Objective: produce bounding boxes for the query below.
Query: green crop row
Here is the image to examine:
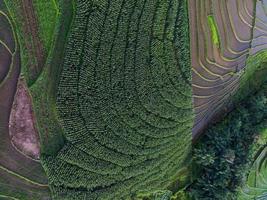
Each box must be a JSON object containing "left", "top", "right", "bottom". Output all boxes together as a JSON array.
[
  {"left": 30, "top": 0, "right": 74, "bottom": 156},
  {"left": 207, "top": 15, "right": 220, "bottom": 47},
  {"left": 41, "top": 0, "right": 193, "bottom": 199}
]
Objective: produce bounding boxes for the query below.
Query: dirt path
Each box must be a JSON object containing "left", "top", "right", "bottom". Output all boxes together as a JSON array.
[{"left": 20, "top": 0, "right": 45, "bottom": 81}]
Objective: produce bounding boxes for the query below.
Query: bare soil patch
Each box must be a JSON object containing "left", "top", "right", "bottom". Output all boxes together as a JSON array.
[
  {"left": 9, "top": 78, "right": 41, "bottom": 160},
  {"left": 0, "top": 50, "right": 47, "bottom": 184}
]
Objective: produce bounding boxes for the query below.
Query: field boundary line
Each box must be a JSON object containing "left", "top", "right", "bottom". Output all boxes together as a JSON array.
[
  {"left": 0, "top": 165, "right": 48, "bottom": 187},
  {"left": 0, "top": 10, "right": 18, "bottom": 52},
  {"left": 0, "top": 194, "right": 20, "bottom": 200},
  {"left": 0, "top": 39, "right": 12, "bottom": 55}
]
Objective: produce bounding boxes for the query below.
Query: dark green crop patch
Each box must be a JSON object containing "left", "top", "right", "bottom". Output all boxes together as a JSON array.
[{"left": 41, "top": 0, "right": 194, "bottom": 199}]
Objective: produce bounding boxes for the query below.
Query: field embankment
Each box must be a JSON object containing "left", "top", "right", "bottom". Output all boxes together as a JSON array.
[{"left": 0, "top": 1, "right": 51, "bottom": 199}]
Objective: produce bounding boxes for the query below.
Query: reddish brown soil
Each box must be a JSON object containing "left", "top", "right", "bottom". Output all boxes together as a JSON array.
[{"left": 9, "top": 78, "right": 40, "bottom": 160}]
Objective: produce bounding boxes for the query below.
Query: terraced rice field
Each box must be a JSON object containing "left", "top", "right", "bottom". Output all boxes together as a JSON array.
[
  {"left": 190, "top": 0, "right": 267, "bottom": 137},
  {"left": 251, "top": 0, "right": 267, "bottom": 55},
  {"left": 189, "top": 0, "right": 254, "bottom": 137},
  {"left": 0, "top": 1, "right": 51, "bottom": 199}
]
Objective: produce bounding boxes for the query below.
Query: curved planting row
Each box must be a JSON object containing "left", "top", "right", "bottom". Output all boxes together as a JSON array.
[
  {"left": 189, "top": 0, "right": 258, "bottom": 137},
  {"left": 42, "top": 0, "right": 194, "bottom": 199},
  {"left": 238, "top": 147, "right": 267, "bottom": 199},
  {"left": 0, "top": 1, "right": 50, "bottom": 199},
  {"left": 0, "top": 9, "right": 14, "bottom": 84},
  {"left": 250, "top": 0, "right": 267, "bottom": 55}
]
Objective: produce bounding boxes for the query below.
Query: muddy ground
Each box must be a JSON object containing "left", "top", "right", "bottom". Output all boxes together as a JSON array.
[{"left": 0, "top": 43, "right": 11, "bottom": 83}]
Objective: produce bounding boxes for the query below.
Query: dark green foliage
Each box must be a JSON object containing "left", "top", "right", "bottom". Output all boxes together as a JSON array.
[
  {"left": 30, "top": 0, "right": 74, "bottom": 155},
  {"left": 41, "top": 0, "right": 193, "bottom": 199},
  {"left": 190, "top": 88, "right": 267, "bottom": 200}
]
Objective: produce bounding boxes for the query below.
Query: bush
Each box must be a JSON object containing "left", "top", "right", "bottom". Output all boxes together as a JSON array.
[{"left": 190, "top": 89, "right": 267, "bottom": 200}]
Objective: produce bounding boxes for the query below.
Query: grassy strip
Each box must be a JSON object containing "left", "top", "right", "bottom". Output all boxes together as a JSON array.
[
  {"left": 0, "top": 169, "right": 50, "bottom": 200},
  {"left": 0, "top": 9, "right": 17, "bottom": 87},
  {"left": 32, "top": 0, "right": 58, "bottom": 54},
  {"left": 30, "top": 0, "right": 74, "bottom": 155},
  {"left": 0, "top": 2, "right": 52, "bottom": 199},
  {"left": 207, "top": 15, "right": 220, "bottom": 47},
  {"left": 3, "top": 0, "right": 37, "bottom": 84},
  {"left": 3, "top": 0, "right": 58, "bottom": 85}
]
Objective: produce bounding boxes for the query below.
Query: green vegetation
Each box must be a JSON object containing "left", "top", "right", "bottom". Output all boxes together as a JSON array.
[
  {"left": 190, "top": 88, "right": 267, "bottom": 199},
  {"left": 41, "top": 0, "right": 194, "bottom": 199},
  {"left": 207, "top": 15, "right": 220, "bottom": 47},
  {"left": 0, "top": 166, "right": 50, "bottom": 200},
  {"left": 4, "top": 0, "right": 38, "bottom": 84},
  {"left": 136, "top": 190, "right": 173, "bottom": 200},
  {"left": 3, "top": 0, "right": 59, "bottom": 85},
  {"left": 238, "top": 146, "right": 267, "bottom": 199},
  {"left": 30, "top": 0, "right": 74, "bottom": 155},
  {"left": 1, "top": 0, "right": 267, "bottom": 199},
  {"left": 236, "top": 122, "right": 267, "bottom": 199},
  {"left": 234, "top": 51, "right": 267, "bottom": 103},
  {"left": 32, "top": 0, "right": 59, "bottom": 54}
]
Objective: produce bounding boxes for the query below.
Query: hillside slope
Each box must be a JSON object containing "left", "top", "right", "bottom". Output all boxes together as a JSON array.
[{"left": 41, "top": 0, "right": 194, "bottom": 199}]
